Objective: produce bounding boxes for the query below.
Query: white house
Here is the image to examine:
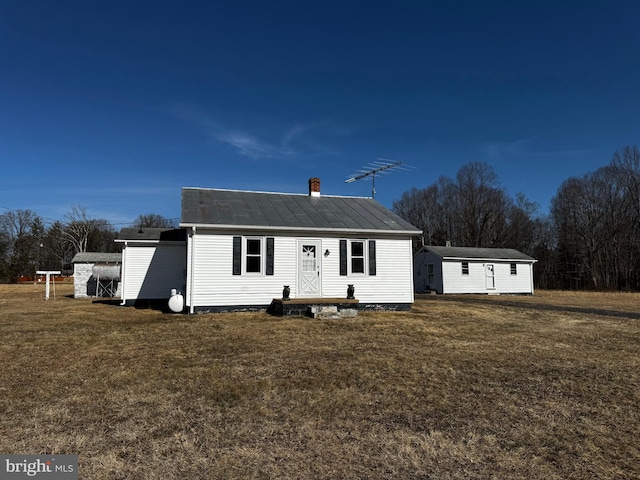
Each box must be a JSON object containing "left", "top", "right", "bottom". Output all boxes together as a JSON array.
[
  {"left": 414, "top": 245, "right": 537, "bottom": 295},
  {"left": 71, "top": 252, "right": 122, "bottom": 298},
  {"left": 118, "top": 178, "right": 421, "bottom": 313},
  {"left": 115, "top": 228, "right": 187, "bottom": 306},
  {"left": 181, "top": 178, "right": 422, "bottom": 313}
]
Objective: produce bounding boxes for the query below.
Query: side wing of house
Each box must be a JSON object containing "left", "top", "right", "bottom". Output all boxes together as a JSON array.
[
  {"left": 121, "top": 242, "right": 186, "bottom": 304},
  {"left": 186, "top": 231, "right": 415, "bottom": 312}
]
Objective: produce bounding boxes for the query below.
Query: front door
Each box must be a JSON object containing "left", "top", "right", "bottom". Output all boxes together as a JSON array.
[
  {"left": 485, "top": 264, "right": 495, "bottom": 289},
  {"left": 298, "top": 240, "right": 321, "bottom": 297}
]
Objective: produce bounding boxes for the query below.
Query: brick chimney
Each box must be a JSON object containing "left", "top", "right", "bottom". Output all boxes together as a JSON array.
[{"left": 309, "top": 177, "right": 321, "bottom": 197}]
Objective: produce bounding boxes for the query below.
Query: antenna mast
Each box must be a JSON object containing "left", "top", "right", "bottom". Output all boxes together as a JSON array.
[{"left": 345, "top": 159, "right": 406, "bottom": 198}]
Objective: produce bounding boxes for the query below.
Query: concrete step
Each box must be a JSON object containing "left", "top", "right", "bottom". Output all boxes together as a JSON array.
[
  {"left": 308, "top": 305, "right": 358, "bottom": 319},
  {"left": 309, "top": 305, "right": 338, "bottom": 319}
]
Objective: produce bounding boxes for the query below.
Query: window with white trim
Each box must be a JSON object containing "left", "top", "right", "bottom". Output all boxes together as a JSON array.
[
  {"left": 510, "top": 263, "right": 517, "bottom": 275},
  {"left": 232, "top": 236, "right": 275, "bottom": 276},
  {"left": 339, "top": 239, "right": 376, "bottom": 276}
]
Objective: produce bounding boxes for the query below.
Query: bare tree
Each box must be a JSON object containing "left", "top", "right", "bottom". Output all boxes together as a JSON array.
[
  {"left": 62, "top": 205, "right": 96, "bottom": 254},
  {"left": 394, "top": 162, "right": 534, "bottom": 251},
  {"left": 62, "top": 205, "right": 116, "bottom": 257},
  {"left": 132, "top": 213, "right": 177, "bottom": 229},
  {"left": 44, "top": 221, "right": 74, "bottom": 271}
]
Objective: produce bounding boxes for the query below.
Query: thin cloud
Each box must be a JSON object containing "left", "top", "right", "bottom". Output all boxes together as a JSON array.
[
  {"left": 217, "top": 132, "right": 283, "bottom": 159},
  {"left": 167, "top": 103, "right": 329, "bottom": 160}
]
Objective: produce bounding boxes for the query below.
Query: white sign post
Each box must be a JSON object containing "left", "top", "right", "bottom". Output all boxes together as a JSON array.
[{"left": 36, "top": 271, "right": 61, "bottom": 300}]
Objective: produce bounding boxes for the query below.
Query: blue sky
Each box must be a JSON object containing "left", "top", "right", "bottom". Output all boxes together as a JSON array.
[{"left": 1, "top": 1, "right": 638, "bottom": 227}]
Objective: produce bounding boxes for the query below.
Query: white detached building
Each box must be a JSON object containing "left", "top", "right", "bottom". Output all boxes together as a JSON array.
[
  {"left": 118, "top": 178, "right": 422, "bottom": 313},
  {"left": 414, "top": 245, "right": 537, "bottom": 295}
]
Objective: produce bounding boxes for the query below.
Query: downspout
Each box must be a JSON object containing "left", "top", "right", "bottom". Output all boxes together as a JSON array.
[
  {"left": 188, "top": 226, "right": 196, "bottom": 314},
  {"left": 120, "top": 240, "right": 127, "bottom": 305}
]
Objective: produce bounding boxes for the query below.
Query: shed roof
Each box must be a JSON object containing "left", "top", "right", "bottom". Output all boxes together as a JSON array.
[
  {"left": 180, "top": 187, "right": 421, "bottom": 235},
  {"left": 71, "top": 252, "right": 122, "bottom": 264},
  {"left": 422, "top": 246, "right": 536, "bottom": 262},
  {"left": 116, "top": 228, "right": 187, "bottom": 242}
]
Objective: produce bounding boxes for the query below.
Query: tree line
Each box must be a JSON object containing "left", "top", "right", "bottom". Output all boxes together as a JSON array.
[
  {"left": 392, "top": 145, "right": 640, "bottom": 291},
  {"left": 4, "top": 146, "right": 640, "bottom": 290},
  {"left": 0, "top": 207, "right": 176, "bottom": 283}
]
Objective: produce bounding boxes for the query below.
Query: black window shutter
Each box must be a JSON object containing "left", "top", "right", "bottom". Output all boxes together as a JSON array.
[
  {"left": 232, "top": 236, "right": 242, "bottom": 275},
  {"left": 339, "top": 239, "right": 347, "bottom": 276},
  {"left": 266, "top": 237, "right": 274, "bottom": 275},
  {"left": 368, "top": 240, "right": 377, "bottom": 276}
]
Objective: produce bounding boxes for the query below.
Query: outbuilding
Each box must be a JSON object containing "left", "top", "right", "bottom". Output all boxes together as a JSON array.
[
  {"left": 71, "top": 252, "right": 122, "bottom": 298},
  {"left": 414, "top": 245, "right": 537, "bottom": 295},
  {"left": 181, "top": 178, "right": 421, "bottom": 312}
]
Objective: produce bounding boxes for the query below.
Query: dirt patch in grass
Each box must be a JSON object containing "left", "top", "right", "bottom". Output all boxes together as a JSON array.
[{"left": 1, "top": 285, "right": 639, "bottom": 479}]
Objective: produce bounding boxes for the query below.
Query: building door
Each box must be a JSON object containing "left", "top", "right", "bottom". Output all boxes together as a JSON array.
[
  {"left": 298, "top": 240, "right": 322, "bottom": 297},
  {"left": 485, "top": 264, "right": 495, "bottom": 289}
]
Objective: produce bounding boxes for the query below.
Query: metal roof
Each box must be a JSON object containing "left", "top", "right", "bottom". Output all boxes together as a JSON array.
[
  {"left": 71, "top": 252, "right": 122, "bottom": 263},
  {"left": 180, "top": 188, "right": 421, "bottom": 234},
  {"left": 422, "top": 245, "right": 536, "bottom": 262},
  {"left": 116, "top": 228, "right": 187, "bottom": 242}
]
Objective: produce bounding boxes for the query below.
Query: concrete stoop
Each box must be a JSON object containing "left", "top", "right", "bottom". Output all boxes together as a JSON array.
[{"left": 268, "top": 297, "right": 360, "bottom": 317}]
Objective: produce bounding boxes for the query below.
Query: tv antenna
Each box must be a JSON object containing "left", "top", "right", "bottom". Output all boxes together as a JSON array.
[{"left": 345, "top": 158, "right": 409, "bottom": 198}]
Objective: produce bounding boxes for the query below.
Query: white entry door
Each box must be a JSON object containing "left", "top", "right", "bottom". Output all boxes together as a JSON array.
[
  {"left": 485, "top": 264, "right": 495, "bottom": 289},
  {"left": 298, "top": 240, "right": 321, "bottom": 297}
]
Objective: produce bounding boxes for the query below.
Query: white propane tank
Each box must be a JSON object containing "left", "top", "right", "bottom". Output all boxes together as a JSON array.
[{"left": 168, "top": 289, "right": 184, "bottom": 313}]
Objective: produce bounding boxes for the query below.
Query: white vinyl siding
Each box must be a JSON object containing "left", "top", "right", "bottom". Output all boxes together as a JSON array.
[
  {"left": 122, "top": 244, "right": 186, "bottom": 300},
  {"left": 414, "top": 249, "right": 535, "bottom": 295},
  {"left": 187, "top": 233, "right": 415, "bottom": 308},
  {"left": 442, "top": 260, "right": 533, "bottom": 294},
  {"left": 321, "top": 237, "right": 414, "bottom": 304},
  {"left": 188, "top": 233, "right": 296, "bottom": 308}
]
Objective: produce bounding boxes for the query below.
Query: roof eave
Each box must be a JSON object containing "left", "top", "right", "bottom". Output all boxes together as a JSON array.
[
  {"left": 114, "top": 239, "right": 186, "bottom": 244},
  {"left": 180, "top": 222, "right": 422, "bottom": 236},
  {"left": 441, "top": 256, "right": 537, "bottom": 263}
]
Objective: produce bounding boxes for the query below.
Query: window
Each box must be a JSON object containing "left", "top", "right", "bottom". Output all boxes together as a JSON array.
[
  {"left": 510, "top": 263, "right": 517, "bottom": 275},
  {"left": 339, "top": 239, "right": 376, "bottom": 276},
  {"left": 427, "top": 263, "right": 434, "bottom": 287},
  {"left": 246, "top": 238, "right": 262, "bottom": 273},
  {"left": 232, "top": 236, "right": 275, "bottom": 275},
  {"left": 461, "top": 262, "right": 469, "bottom": 275},
  {"left": 351, "top": 240, "right": 365, "bottom": 274}
]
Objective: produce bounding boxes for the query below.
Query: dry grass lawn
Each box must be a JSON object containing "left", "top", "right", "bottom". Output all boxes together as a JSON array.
[{"left": 1, "top": 285, "right": 639, "bottom": 479}]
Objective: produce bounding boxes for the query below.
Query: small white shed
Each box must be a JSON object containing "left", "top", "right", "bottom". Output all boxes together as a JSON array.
[
  {"left": 414, "top": 245, "right": 537, "bottom": 295},
  {"left": 71, "top": 252, "right": 122, "bottom": 298}
]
